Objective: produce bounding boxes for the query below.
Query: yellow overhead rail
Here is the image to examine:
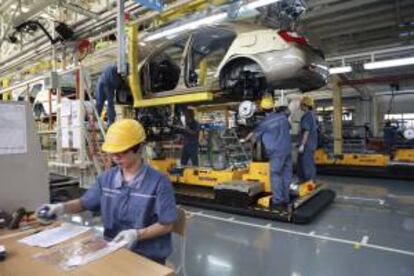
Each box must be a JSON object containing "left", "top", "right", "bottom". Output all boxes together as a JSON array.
[
  {"left": 133, "top": 92, "right": 214, "bottom": 108},
  {"left": 1, "top": 79, "right": 11, "bottom": 101},
  {"left": 127, "top": 23, "right": 143, "bottom": 105}
]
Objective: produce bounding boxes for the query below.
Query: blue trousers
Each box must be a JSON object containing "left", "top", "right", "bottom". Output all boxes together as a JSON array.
[
  {"left": 269, "top": 153, "right": 292, "bottom": 204},
  {"left": 297, "top": 149, "right": 316, "bottom": 182},
  {"left": 96, "top": 80, "right": 116, "bottom": 126},
  {"left": 181, "top": 144, "right": 199, "bottom": 166}
]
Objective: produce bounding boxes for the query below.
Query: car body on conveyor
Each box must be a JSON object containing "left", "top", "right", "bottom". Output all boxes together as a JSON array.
[{"left": 117, "top": 22, "right": 328, "bottom": 103}]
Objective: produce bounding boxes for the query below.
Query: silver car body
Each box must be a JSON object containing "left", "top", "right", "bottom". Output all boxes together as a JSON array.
[{"left": 138, "top": 22, "right": 328, "bottom": 99}]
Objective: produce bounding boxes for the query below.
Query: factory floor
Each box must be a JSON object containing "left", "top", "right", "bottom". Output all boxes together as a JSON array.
[{"left": 168, "top": 175, "right": 414, "bottom": 276}]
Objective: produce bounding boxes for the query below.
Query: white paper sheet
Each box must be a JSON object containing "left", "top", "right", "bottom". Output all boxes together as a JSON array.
[
  {"left": 72, "top": 126, "right": 82, "bottom": 149},
  {"left": 61, "top": 100, "right": 72, "bottom": 117},
  {"left": 61, "top": 116, "right": 70, "bottom": 128},
  {"left": 62, "top": 127, "right": 71, "bottom": 148},
  {"left": 0, "top": 104, "right": 27, "bottom": 155},
  {"left": 19, "top": 223, "right": 90, "bottom": 248},
  {"left": 71, "top": 101, "right": 81, "bottom": 127}
]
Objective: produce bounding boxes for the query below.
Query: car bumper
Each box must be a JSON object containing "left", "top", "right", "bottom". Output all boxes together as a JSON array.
[{"left": 252, "top": 45, "right": 329, "bottom": 92}]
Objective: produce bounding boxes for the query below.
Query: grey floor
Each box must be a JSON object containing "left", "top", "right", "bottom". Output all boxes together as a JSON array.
[{"left": 168, "top": 175, "right": 414, "bottom": 276}]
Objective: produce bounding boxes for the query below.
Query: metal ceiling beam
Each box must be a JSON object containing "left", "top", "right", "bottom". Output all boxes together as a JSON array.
[
  {"left": 305, "top": 0, "right": 384, "bottom": 19},
  {"left": 317, "top": 21, "right": 398, "bottom": 40},
  {"left": 311, "top": 12, "right": 396, "bottom": 37},
  {"left": 340, "top": 73, "right": 414, "bottom": 86},
  {"left": 58, "top": 1, "right": 100, "bottom": 20},
  {"left": 12, "top": 0, "right": 56, "bottom": 27},
  {"left": 0, "top": 0, "right": 17, "bottom": 14},
  {"left": 304, "top": 4, "right": 392, "bottom": 28}
]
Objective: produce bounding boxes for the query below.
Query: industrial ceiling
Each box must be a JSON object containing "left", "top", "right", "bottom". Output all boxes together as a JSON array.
[{"left": 0, "top": 0, "right": 413, "bottom": 96}]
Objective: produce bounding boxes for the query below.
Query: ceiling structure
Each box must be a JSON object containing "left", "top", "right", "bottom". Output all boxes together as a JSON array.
[
  {"left": 0, "top": 0, "right": 413, "bottom": 97},
  {"left": 302, "top": 0, "right": 414, "bottom": 57}
]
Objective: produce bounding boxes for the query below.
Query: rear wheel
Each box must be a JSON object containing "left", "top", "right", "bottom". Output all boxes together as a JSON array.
[{"left": 220, "top": 58, "right": 267, "bottom": 101}]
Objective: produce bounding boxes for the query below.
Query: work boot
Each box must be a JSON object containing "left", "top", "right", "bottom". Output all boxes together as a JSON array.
[{"left": 270, "top": 202, "right": 286, "bottom": 212}]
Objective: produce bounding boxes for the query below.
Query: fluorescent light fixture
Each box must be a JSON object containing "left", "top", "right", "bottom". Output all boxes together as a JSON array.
[
  {"left": 329, "top": 66, "right": 352, "bottom": 74},
  {"left": 144, "top": 12, "right": 227, "bottom": 42},
  {"left": 242, "top": 0, "right": 281, "bottom": 10},
  {"left": 364, "top": 57, "right": 414, "bottom": 70}
]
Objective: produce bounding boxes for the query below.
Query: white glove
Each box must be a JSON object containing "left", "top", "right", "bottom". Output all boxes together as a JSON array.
[
  {"left": 36, "top": 203, "right": 65, "bottom": 218},
  {"left": 298, "top": 144, "right": 305, "bottom": 153},
  {"left": 239, "top": 138, "right": 246, "bottom": 143},
  {"left": 113, "top": 229, "right": 138, "bottom": 249}
]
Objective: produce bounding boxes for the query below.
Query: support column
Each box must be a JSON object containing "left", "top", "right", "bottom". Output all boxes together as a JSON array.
[
  {"left": 332, "top": 76, "right": 343, "bottom": 156},
  {"left": 117, "top": 0, "right": 127, "bottom": 76}
]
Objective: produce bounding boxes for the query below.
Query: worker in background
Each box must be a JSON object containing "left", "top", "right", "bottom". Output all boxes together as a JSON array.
[
  {"left": 180, "top": 109, "right": 200, "bottom": 166},
  {"left": 36, "top": 119, "right": 177, "bottom": 264},
  {"left": 297, "top": 96, "right": 318, "bottom": 183},
  {"left": 241, "top": 96, "right": 292, "bottom": 210},
  {"left": 383, "top": 120, "right": 399, "bottom": 154},
  {"left": 95, "top": 65, "right": 129, "bottom": 126}
]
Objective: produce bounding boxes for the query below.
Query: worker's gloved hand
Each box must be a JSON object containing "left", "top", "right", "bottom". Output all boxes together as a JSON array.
[
  {"left": 239, "top": 138, "right": 246, "bottom": 143},
  {"left": 35, "top": 203, "right": 65, "bottom": 223},
  {"left": 113, "top": 229, "right": 138, "bottom": 249},
  {"left": 298, "top": 144, "right": 305, "bottom": 153}
]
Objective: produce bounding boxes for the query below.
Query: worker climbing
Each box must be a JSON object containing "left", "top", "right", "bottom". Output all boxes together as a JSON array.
[{"left": 95, "top": 64, "right": 130, "bottom": 126}]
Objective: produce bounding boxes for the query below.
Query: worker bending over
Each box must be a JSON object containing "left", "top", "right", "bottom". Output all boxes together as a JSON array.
[
  {"left": 241, "top": 97, "right": 292, "bottom": 211},
  {"left": 95, "top": 65, "right": 129, "bottom": 126},
  {"left": 36, "top": 119, "right": 177, "bottom": 264},
  {"left": 297, "top": 96, "right": 318, "bottom": 182}
]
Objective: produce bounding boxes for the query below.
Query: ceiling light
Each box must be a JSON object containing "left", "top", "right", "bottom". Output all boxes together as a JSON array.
[
  {"left": 242, "top": 0, "right": 281, "bottom": 11},
  {"left": 364, "top": 57, "right": 414, "bottom": 70},
  {"left": 329, "top": 66, "right": 352, "bottom": 74},
  {"left": 143, "top": 0, "right": 281, "bottom": 42},
  {"left": 144, "top": 13, "right": 227, "bottom": 42}
]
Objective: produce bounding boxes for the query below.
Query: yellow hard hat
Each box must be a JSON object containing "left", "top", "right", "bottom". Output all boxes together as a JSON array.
[
  {"left": 102, "top": 119, "right": 146, "bottom": 153},
  {"left": 301, "top": 96, "right": 314, "bottom": 107},
  {"left": 260, "top": 96, "right": 275, "bottom": 110}
]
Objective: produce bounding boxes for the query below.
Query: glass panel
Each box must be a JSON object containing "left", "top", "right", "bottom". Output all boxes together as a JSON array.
[{"left": 187, "top": 28, "right": 236, "bottom": 87}]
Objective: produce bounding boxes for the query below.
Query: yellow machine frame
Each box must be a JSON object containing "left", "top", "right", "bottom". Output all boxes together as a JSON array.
[
  {"left": 394, "top": 149, "right": 414, "bottom": 162},
  {"left": 314, "top": 149, "right": 390, "bottom": 167},
  {"left": 127, "top": 16, "right": 215, "bottom": 108}
]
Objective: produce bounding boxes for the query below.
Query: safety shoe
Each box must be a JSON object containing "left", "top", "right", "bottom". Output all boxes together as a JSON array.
[{"left": 270, "top": 203, "right": 287, "bottom": 212}]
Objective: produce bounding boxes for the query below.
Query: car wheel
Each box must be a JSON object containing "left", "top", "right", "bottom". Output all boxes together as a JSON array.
[{"left": 220, "top": 58, "right": 267, "bottom": 101}]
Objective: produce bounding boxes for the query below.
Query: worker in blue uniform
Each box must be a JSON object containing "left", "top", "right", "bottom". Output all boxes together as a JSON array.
[
  {"left": 383, "top": 120, "right": 399, "bottom": 154},
  {"left": 96, "top": 65, "right": 129, "bottom": 126},
  {"left": 180, "top": 109, "right": 200, "bottom": 166},
  {"left": 36, "top": 119, "right": 177, "bottom": 264},
  {"left": 241, "top": 97, "right": 292, "bottom": 210},
  {"left": 297, "top": 96, "right": 318, "bottom": 182}
]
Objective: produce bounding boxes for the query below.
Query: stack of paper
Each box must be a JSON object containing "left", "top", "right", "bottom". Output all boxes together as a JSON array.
[{"left": 19, "top": 223, "right": 90, "bottom": 248}]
